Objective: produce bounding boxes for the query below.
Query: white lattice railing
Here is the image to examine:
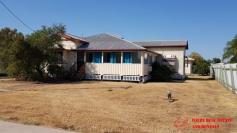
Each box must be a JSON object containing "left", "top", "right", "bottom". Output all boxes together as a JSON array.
[
  {"left": 85, "top": 74, "right": 102, "bottom": 80},
  {"left": 122, "top": 75, "right": 141, "bottom": 81},
  {"left": 84, "top": 74, "right": 152, "bottom": 82},
  {"left": 102, "top": 74, "right": 121, "bottom": 80}
]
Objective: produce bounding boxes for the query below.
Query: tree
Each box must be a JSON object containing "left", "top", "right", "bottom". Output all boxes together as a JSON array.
[
  {"left": 212, "top": 58, "right": 221, "bottom": 64},
  {"left": 207, "top": 58, "right": 221, "bottom": 64},
  {"left": 195, "top": 59, "right": 210, "bottom": 75},
  {"left": 189, "top": 52, "right": 203, "bottom": 61},
  {"left": 223, "top": 35, "right": 237, "bottom": 63},
  {"left": 0, "top": 24, "right": 65, "bottom": 80},
  {"left": 25, "top": 24, "right": 65, "bottom": 80},
  {"left": 189, "top": 52, "right": 210, "bottom": 75},
  {"left": 0, "top": 28, "right": 24, "bottom": 76}
]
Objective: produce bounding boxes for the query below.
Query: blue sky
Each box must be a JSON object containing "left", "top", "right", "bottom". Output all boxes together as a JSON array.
[{"left": 1, "top": 0, "right": 237, "bottom": 59}]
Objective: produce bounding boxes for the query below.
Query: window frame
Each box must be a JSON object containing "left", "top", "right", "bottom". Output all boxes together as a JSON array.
[
  {"left": 86, "top": 52, "right": 102, "bottom": 63},
  {"left": 103, "top": 52, "right": 121, "bottom": 63},
  {"left": 123, "top": 52, "right": 141, "bottom": 64}
]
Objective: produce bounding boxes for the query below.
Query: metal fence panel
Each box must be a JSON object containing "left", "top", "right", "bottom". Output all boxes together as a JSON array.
[{"left": 211, "top": 63, "right": 237, "bottom": 94}]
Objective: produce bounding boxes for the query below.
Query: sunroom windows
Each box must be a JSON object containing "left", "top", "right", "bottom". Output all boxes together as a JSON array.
[
  {"left": 103, "top": 52, "right": 121, "bottom": 63},
  {"left": 86, "top": 51, "right": 141, "bottom": 64},
  {"left": 86, "top": 52, "right": 102, "bottom": 63},
  {"left": 123, "top": 52, "right": 141, "bottom": 64}
]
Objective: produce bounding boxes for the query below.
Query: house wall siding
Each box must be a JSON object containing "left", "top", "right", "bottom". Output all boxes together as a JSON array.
[
  {"left": 85, "top": 63, "right": 143, "bottom": 76},
  {"left": 185, "top": 61, "right": 193, "bottom": 75}
]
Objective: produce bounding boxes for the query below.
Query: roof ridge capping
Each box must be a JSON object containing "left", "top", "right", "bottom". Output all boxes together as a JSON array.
[
  {"left": 102, "top": 33, "right": 146, "bottom": 50},
  {"left": 134, "top": 40, "right": 188, "bottom": 49},
  {"left": 134, "top": 40, "right": 188, "bottom": 42}
]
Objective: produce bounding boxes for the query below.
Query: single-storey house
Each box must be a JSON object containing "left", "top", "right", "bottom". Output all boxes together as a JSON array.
[{"left": 56, "top": 33, "right": 188, "bottom": 82}]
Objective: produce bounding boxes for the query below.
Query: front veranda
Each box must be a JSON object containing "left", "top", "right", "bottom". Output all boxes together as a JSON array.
[{"left": 62, "top": 50, "right": 159, "bottom": 82}]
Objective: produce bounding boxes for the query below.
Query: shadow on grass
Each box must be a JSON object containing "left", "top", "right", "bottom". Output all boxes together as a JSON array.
[
  {"left": 148, "top": 80, "right": 186, "bottom": 84},
  {"left": 43, "top": 80, "right": 143, "bottom": 85},
  {"left": 169, "top": 98, "right": 179, "bottom": 103},
  {"left": 0, "top": 75, "right": 8, "bottom": 79},
  {"left": 186, "top": 76, "right": 214, "bottom": 81},
  {"left": 163, "top": 98, "right": 179, "bottom": 103},
  {"left": 37, "top": 80, "right": 103, "bottom": 85}
]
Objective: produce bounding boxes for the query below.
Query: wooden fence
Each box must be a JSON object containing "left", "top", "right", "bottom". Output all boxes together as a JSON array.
[{"left": 210, "top": 63, "right": 237, "bottom": 94}]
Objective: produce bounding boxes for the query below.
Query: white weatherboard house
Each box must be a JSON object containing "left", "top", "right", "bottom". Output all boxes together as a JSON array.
[{"left": 57, "top": 33, "right": 189, "bottom": 82}]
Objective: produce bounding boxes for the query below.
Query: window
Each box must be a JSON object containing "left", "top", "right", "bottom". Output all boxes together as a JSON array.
[
  {"left": 132, "top": 52, "right": 141, "bottom": 63},
  {"left": 86, "top": 52, "right": 102, "bottom": 63},
  {"left": 103, "top": 52, "right": 110, "bottom": 63},
  {"left": 93, "top": 52, "right": 102, "bottom": 63},
  {"left": 123, "top": 52, "right": 141, "bottom": 64},
  {"left": 144, "top": 53, "right": 153, "bottom": 64},
  {"left": 123, "top": 52, "right": 132, "bottom": 63},
  {"left": 103, "top": 52, "right": 121, "bottom": 63},
  {"left": 86, "top": 52, "right": 93, "bottom": 63}
]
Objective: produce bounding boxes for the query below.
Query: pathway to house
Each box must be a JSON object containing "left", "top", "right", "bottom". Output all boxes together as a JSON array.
[{"left": 0, "top": 121, "right": 77, "bottom": 133}]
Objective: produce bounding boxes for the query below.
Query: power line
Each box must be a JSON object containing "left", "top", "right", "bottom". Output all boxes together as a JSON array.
[{"left": 0, "top": 0, "right": 35, "bottom": 32}]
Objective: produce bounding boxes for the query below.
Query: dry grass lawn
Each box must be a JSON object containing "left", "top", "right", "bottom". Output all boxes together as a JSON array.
[{"left": 0, "top": 78, "right": 237, "bottom": 133}]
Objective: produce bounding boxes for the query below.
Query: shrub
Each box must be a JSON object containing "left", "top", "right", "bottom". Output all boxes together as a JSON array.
[
  {"left": 0, "top": 73, "right": 7, "bottom": 77},
  {"left": 150, "top": 61, "right": 174, "bottom": 81},
  {"left": 47, "top": 64, "right": 65, "bottom": 80},
  {"left": 192, "top": 59, "right": 210, "bottom": 75},
  {"left": 64, "top": 65, "right": 78, "bottom": 81}
]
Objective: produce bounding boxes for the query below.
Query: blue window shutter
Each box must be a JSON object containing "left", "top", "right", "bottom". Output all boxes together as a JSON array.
[
  {"left": 110, "top": 53, "right": 113, "bottom": 63},
  {"left": 110, "top": 53, "right": 116, "bottom": 63},
  {"left": 92, "top": 52, "right": 101, "bottom": 63},
  {"left": 97, "top": 52, "right": 101, "bottom": 63},
  {"left": 123, "top": 53, "right": 127, "bottom": 63},
  {"left": 123, "top": 52, "right": 131, "bottom": 63},
  {"left": 92, "top": 53, "right": 96, "bottom": 63}
]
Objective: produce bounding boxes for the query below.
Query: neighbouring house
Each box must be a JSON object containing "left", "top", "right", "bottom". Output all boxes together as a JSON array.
[
  {"left": 56, "top": 33, "right": 189, "bottom": 82},
  {"left": 185, "top": 57, "right": 195, "bottom": 75}
]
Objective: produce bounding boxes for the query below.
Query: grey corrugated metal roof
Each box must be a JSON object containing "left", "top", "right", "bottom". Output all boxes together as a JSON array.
[
  {"left": 134, "top": 41, "right": 188, "bottom": 49},
  {"left": 78, "top": 33, "right": 146, "bottom": 50}
]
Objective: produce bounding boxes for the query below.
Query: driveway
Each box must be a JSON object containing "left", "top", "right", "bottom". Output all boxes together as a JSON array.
[{"left": 0, "top": 121, "right": 77, "bottom": 133}]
